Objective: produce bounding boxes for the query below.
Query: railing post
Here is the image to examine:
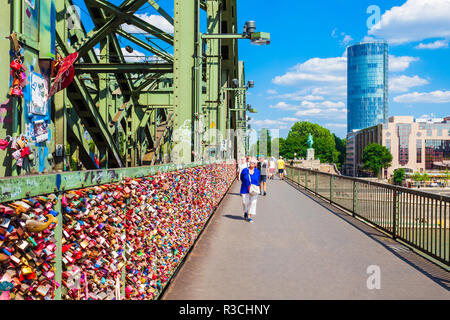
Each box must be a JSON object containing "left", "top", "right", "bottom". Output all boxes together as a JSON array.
[
  {"left": 330, "top": 175, "right": 334, "bottom": 204},
  {"left": 315, "top": 173, "right": 318, "bottom": 195},
  {"left": 297, "top": 167, "right": 300, "bottom": 185},
  {"left": 392, "top": 190, "right": 398, "bottom": 239},
  {"left": 53, "top": 191, "right": 63, "bottom": 300},
  {"left": 352, "top": 180, "right": 357, "bottom": 217},
  {"left": 305, "top": 170, "right": 309, "bottom": 190}
]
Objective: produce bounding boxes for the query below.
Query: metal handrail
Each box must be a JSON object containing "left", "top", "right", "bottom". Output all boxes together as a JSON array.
[
  {"left": 286, "top": 165, "right": 450, "bottom": 202},
  {"left": 0, "top": 160, "right": 227, "bottom": 204},
  {"left": 285, "top": 165, "right": 450, "bottom": 267}
]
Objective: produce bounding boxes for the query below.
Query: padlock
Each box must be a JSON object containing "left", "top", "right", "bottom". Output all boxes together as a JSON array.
[
  {"left": 10, "top": 59, "right": 23, "bottom": 72},
  {"left": 9, "top": 86, "right": 23, "bottom": 97}
]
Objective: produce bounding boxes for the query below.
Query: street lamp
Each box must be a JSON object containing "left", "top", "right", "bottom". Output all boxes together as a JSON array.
[
  {"left": 247, "top": 104, "right": 257, "bottom": 113},
  {"left": 230, "top": 79, "right": 254, "bottom": 90},
  {"left": 202, "top": 20, "right": 271, "bottom": 45},
  {"left": 243, "top": 21, "right": 271, "bottom": 45}
]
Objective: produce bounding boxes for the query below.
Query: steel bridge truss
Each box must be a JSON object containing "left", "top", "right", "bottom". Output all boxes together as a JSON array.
[{"left": 2, "top": 0, "right": 249, "bottom": 175}]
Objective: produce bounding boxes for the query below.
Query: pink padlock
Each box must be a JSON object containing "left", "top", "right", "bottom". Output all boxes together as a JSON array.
[{"left": 10, "top": 86, "right": 23, "bottom": 97}]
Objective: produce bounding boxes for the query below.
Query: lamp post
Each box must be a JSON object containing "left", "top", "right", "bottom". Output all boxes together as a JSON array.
[
  {"left": 202, "top": 21, "right": 271, "bottom": 44},
  {"left": 201, "top": 20, "right": 270, "bottom": 160}
]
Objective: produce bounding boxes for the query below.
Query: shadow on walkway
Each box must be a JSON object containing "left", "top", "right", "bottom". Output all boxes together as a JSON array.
[
  {"left": 223, "top": 214, "right": 246, "bottom": 221},
  {"left": 285, "top": 179, "right": 450, "bottom": 292}
]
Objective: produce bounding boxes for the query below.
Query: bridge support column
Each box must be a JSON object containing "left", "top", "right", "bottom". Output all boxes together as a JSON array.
[{"left": 173, "top": 0, "right": 200, "bottom": 164}]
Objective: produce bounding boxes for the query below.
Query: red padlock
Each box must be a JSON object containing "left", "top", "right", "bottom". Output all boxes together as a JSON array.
[
  {"left": 9, "top": 86, "right": 23, "bottom": 97},
  {"left": 10, "top": 59, "right": 23, "bottom": 72}
]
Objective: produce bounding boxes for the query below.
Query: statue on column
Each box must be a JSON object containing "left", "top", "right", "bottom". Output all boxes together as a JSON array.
[
  {"left": 307, "top": 133, "right": 314, "bottom": 149},
  {"left": 306, "top": 133, "right": 315, "bottom": 160}
]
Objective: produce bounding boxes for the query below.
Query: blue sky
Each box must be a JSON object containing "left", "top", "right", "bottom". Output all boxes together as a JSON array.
[
  {"left": 237, "top": 0, "right": 450, "bottom": 138},
  {"left": 73, "top": 0, "right": 450, "bottom": 139}
]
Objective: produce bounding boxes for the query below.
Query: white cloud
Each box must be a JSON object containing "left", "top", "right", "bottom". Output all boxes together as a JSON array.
[
  {"left": 120, "top": 13, "right": 174, "bottom": 34},
  {"left": 389, "top": 55, "right": 419, "bottom": 72},
  {"left": 120, "top": 47, "right": 146, "bottom": 63},
  {"left": 280, "top": 117, "right": 300, "bottom": 122},
  {"left": 272, "top": 57, "right": 347, "bottom": 86},
  {"left": 251, "top": 119, "right": 285, "bottom": 127},
  {"left": 267, "top": 89, "right": 277, "bottom": 95},
  {"left": 341, "top": 34, "right": 353, "bottom": 46},
  {"left": 394, "top": 90, "right": 450, "bottom": 103},
  {"left": 269, "top": 101, "right": 298, "bottom": 111},
  {"left": 324, "top": 123, "right": 347, "bottom": 128},
  {"left": 295, "top": 108, "right": 323, "bottom": 116},
  {"left": 269, "top": 100, "right": 345, "bottom": 111},
  {"left": 94, "top": 46, "right": 165, "bottom": 63},
  {"left": 367, "top": 0, "right": 450, "bottom": 45},
  {"left": 250, "top": 117, "right": 301, "bottom": 129},
  {"left": 390, "top": 75, "right": 429, "bottom": 93},
  {"left": 270, "top": 91, "right": 324, "bottom": 101},
  {"left": 415, "top": 39, "right": 449, "bottom": 49}
]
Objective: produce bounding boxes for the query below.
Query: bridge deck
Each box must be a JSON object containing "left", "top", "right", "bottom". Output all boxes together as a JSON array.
[{"left": 162, "top": 178, "right": 450, "bottom": 299}]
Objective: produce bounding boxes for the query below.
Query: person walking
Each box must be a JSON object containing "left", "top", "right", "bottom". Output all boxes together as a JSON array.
[
  {"left": 240, "top": 157, "right": 260, "bottom": 223},
  {"left": 277, "top": 156, "right": 285, "bottom": 180},
  {"left": 269, "top": 157, "right": 276, "bottom": 180},
  {"left": 259, "top": 156, "right": 268, "bottom": 195},
  {"left": 237, "top": 157, "right": 247, "bottom": 181}
]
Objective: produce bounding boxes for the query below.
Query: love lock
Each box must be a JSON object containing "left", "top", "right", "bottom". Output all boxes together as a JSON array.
[{"left": 9, "top": 86, "right": 23, "bottom": 98}]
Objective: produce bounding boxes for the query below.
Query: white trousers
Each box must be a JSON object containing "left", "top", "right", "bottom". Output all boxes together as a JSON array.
[{"left": 242, "top": 193, "right": 258, "bottom": 216}]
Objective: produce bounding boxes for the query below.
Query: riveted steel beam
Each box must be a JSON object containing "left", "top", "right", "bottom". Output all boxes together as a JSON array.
[
  {"left": 116, "top": 29, "right": 173, "bottom": 63},
  {"left": 137, "top": 91, "right": 173, "bottom": 106},
  {"left": 146, "top": 0, "right": 174, "bottom": 25},
  {"left": 84, "top": 0, "right": 174, "bottom": 45},
  {"left": 173, "top": 0, "right": 199, "bottom": 164},
  {"left": 74, "top": 63, "right": 173, "bottom": 74}
]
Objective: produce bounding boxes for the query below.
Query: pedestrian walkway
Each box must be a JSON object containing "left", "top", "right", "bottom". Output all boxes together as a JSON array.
[{"left": 162, "top": 178, "right": 450, "bottom": 299}]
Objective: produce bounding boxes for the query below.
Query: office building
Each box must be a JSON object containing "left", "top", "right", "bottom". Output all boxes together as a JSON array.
[
  {"left": 347, "top": 42, "right": 389, "bottom": 133},
  {"left": 347, "top": 116, "right": 450, "bottom": 177}
]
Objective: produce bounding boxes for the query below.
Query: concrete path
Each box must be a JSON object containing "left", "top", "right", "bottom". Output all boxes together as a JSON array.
[{"left": 162, "top": 178, "right": 450, "bottom": 299}]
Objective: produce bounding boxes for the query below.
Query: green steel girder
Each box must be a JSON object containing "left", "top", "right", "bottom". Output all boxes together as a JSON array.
[
  {"left": 146, "top": 0, "right": 174, "bottom": 25},
  {"left": 133, "top": 73, "right": 163, "bottom": 93},
  {"left": 0, "top": 160, "right": 220, "bottom": 203},
  {"left": 74, "top": 63, "right": 173, "bottom": 74},
  {"left": 69, "top": 75, "right": 124, "bottom": 166},
  {"left": 57, "top": 27, "right": 125, "bottom": 167},
  {"left": 66, "top": 111, "right": 98, "bottom": 170},
  {"left": 72, "top": 18, "right": 121, "bottom": 56},
  {"left": 83, "top": 0, "right": 155, "bottom": 151},
  {"left": 84, "top": 0, "right": 174, "bottom": 46},
  {"left": 109, "top": 101, "right": 130, "bottom": 133},
  {"left": 137, "top": 91, "right": 173, "bottom": 106}
]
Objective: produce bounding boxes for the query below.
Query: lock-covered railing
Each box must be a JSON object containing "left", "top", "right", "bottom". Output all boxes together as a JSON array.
[
  {"left": 0, "top": 160, "right": 236, "bottom": 300},
  {"left": 285, "top": 165, "right": 450, "bottom": 268}
]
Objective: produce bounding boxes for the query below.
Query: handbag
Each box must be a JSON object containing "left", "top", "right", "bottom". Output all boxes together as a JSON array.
[{"left": 248, "top": 170, "right": 260, "bottom": 196}]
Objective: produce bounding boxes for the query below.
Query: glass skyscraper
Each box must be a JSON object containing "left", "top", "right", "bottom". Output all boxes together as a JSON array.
[{"left": 347, "top": 42, "right": 388, "bottom": 133}]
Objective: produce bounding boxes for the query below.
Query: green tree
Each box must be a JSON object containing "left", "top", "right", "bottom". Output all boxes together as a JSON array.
[
  {"left": 422, "top": 171, "right": 430, "bottom": 184},
  {"left": 444, "top": 169, "right": 450, "bottom": 187},
  {"left": 411, "top": 172, "right": 422, "bottom": 182},
  {"left": 280, "top": 122, "right": 339, "bottom": 163},
  {"left": 333, "top": 134, "right": 346, "bottom": 170},
  {"left": 393, "top": 168, "right": 406, "bottom": 185},
  {"left": 361, "top": 143, "right": 393, "bottom": 177}
]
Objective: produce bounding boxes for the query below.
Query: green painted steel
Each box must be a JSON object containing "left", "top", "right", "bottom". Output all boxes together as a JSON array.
[
  {"left": 173, "top": 0, "right": 198, "bottom": 164},
  {"left": 74, "top": 63, "right": 173, "bottom": 74},
  {"left": 0, "top": 160, "right": 222, "bottom": 203},
  {"left": 1, "top": 0, "right": 252, "bottom": 175}
]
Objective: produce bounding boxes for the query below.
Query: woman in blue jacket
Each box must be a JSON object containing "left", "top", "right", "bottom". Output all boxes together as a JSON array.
[{"left": 240, "top": 157, "right": 260, "bottom": 223}]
